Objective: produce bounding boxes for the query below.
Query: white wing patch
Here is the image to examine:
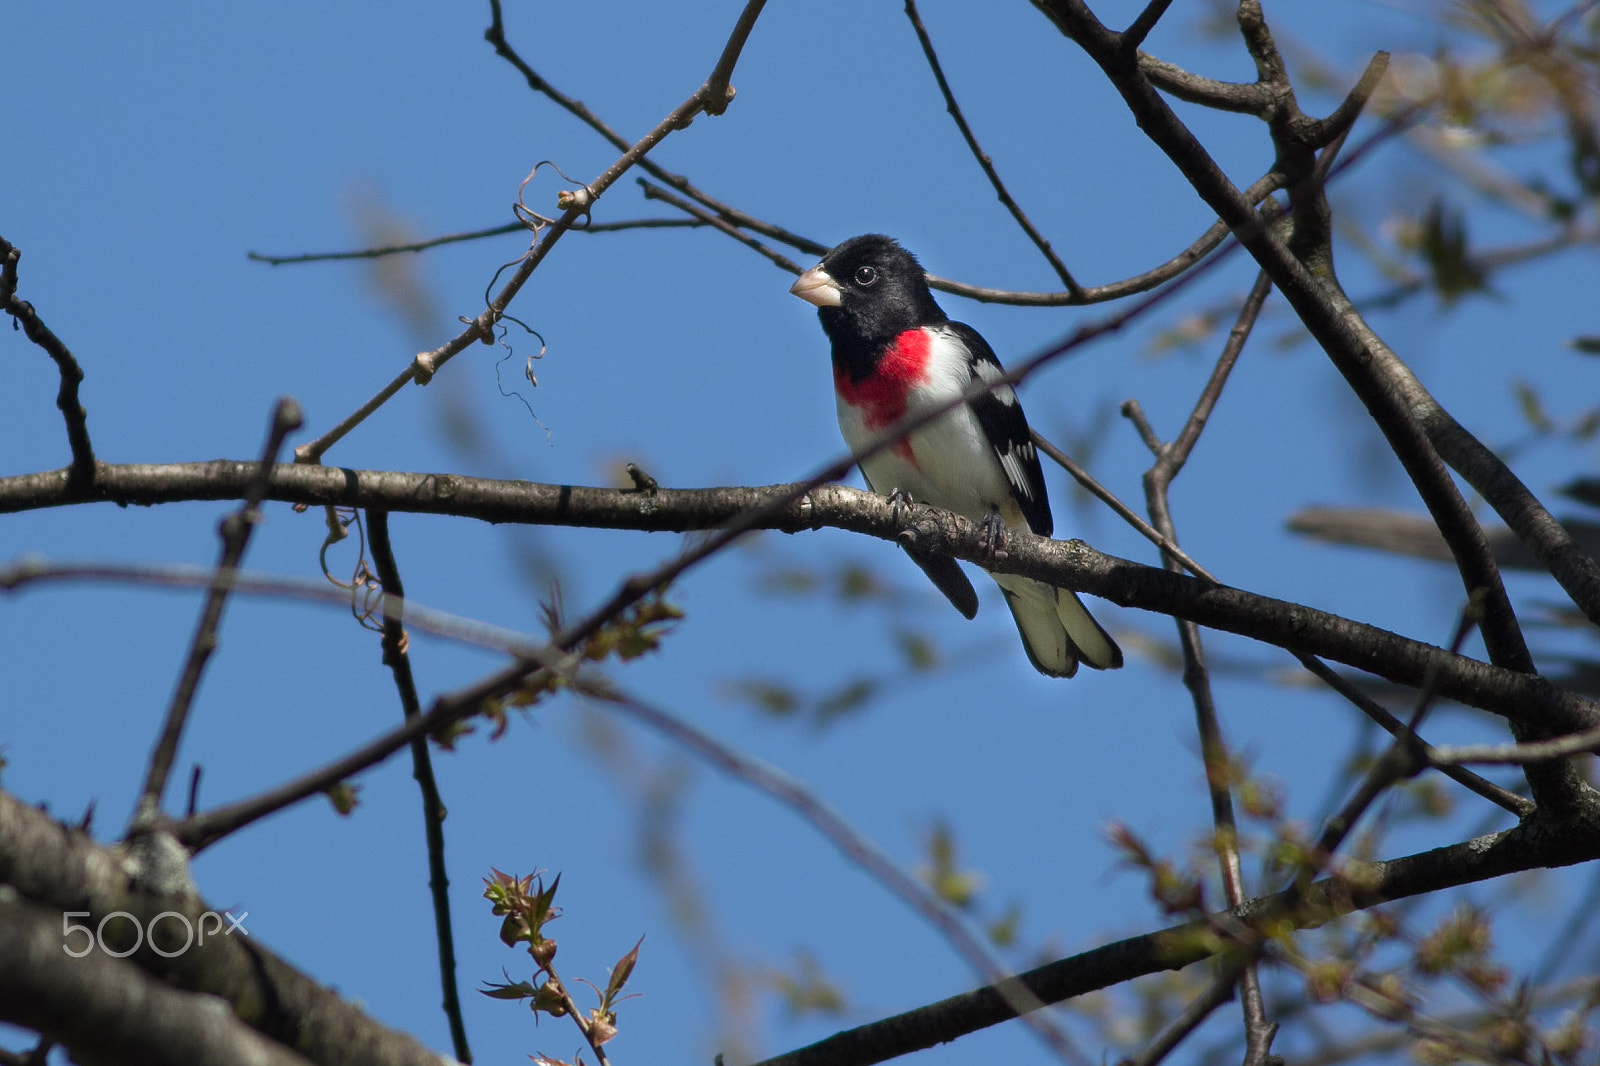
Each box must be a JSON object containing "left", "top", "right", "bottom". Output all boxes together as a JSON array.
[
  {"left": 997, "top": 440, "right": 1037, "bottom": 501},
  {"left": 970, "top": 356, "right": 1019, "bottom": 406}
]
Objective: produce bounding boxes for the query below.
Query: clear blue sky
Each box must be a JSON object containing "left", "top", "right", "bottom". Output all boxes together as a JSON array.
[{"left": 6, "top": 2, "right": 1598, "bottom": 1064}]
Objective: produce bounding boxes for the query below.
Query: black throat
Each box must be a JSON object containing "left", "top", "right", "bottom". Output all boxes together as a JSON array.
[{"left": 819, "top": 308, "right": 895, "bottom": 385}]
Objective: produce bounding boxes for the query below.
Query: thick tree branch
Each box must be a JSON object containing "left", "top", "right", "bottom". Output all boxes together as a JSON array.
[
  {"left": 0, "top": 891, "right": 315, "bottom": 1066},
  {"left": 5, "top": 463, "right": 1600, "bottom": 736},
  {"left": 0, "top": 792, "right": 452, "bottom": 1066}
]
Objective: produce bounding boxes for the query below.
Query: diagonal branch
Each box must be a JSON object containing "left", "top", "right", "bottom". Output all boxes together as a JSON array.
[
  {"left": 484, "top": 0, "right": 827, "bottom": 260},
  {"left": 640, "top": 179, "right": 806, "bottom": 272},
  {"left": 593, "top": 690, "right": 1091, "bottom": 1066},
  {"left": 1122, "top": 0, "right": 1178, "bottom": 52},
  {"left": 1291, "top": 655, "right": 1534, "bottom": 818},
  {"left": 903, "top": 0, "right": 1081, "bottom": 294},
  {"left": 1036, "top": 439, "right": 1531, "bottom": 821},
  {"left": 749, "top": 812, "right": 1600, "bottom": 1066},
  {"left": 132, "top": 398, "right": 303, "bottom": 829},
  {"left": 1028, "top": 0, "right": 1596, "bottom": 815},
  {"left": 292, "top": 0, "right": 772, "bottom": 467},
  {"left": 483, "top": 1, "right": 1305, "bottom": 308}
]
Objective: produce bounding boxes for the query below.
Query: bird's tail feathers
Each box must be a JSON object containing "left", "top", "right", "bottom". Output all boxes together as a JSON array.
[
  {"left": 1056, "top": 587, "right": 1122, "bottom": 671},
  {"left": 994, "top": 575, "right": 1122, "bottom": 678}
]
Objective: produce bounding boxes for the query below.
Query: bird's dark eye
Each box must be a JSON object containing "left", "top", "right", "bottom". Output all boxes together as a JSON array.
[{"left": 854, "top": 265, "right": 878, "bottom": 287}]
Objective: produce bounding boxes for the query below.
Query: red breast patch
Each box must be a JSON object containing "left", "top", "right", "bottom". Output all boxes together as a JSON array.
[{"left": 833, "top": 328, "right": 930, "bottom": 433}]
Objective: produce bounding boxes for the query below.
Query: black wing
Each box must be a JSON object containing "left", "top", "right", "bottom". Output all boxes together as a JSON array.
[{"left": 943, "top": 322, "right": 1054, "bottom": 537}]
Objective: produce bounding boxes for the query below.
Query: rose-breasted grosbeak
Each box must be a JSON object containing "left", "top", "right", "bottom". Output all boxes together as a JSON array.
[{"left": 790, "top": 234, "right": 1122, "bottom": 678}]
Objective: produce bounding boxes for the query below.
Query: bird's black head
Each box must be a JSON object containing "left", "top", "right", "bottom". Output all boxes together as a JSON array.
[{"left": 790, "top": 234, "right": 948, "bottom": 346}]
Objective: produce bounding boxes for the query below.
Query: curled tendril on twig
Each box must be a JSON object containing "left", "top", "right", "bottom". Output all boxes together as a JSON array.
[
  {"left": 314, "top": 507, "right": 385, "bottom": 632},
  {"left": 494, "top": 318, "right": 553, "bottom": 444},
  {"left": 515, "top": 160, "right": 595, "bottom": 234},
  {"left": 317, "top": 506, "right": 368, "bottom": 586},
  {"left": 350, "top": 557, "right": 386, "bottom": 634}
]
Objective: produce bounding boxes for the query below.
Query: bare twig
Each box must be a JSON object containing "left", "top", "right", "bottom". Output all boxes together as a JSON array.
[
  {"left": 1031, "top": 431, "right": 1213, "bottom": 580},
  {"left": 174, "top": 656, "right": 553, "bottom": 852},
  {"left": 0, "top": 561, "right": 554, "bottom": 660},
  {"left": 1124, "top": 271, "right": 1278, "bottom": 1065},
  {"left": 0, "top": 235, "right": 95, "bottom": 489},
  {"left": 247, "top": 218, "right": 706, "bottom": 265},
  {"left": 1124, "top": 962, "right": 1242, "bottom": 1066},
  {"left": 294, "top": 0, "right": 772, "bottom": 466},
  {"left": 903, "top": 0, "right": 1081, "bottom": 294},
  {"left": 1291, "top": 655, "right": 1534, "bottom": 818},
  {"left": 640, "top": 179, "right": 805, "bottom": 273},
  {"left": 295, "top": 368, "right": 415, "bottom": 466},
  {"left": 132, "top": 398, "right": 303, "bottom": 829},
  {"left": 1123, "top": 0, "right": 1179, "bottom": 52},
  {"left": 643, "top": 167, "right": 1287, "bottom": 306},
  {"left": 1044, "top": 415, "right": 1533, "bottom": 820},
  {"left": 252, "top": 221, "right": 525, "bottom": 265},
  {"left": 486, "top": 0, "right": 826, "bottom": 261},
  {"left": 1294, "top": 604, "right": 1486, "bottom": 900},
  {"left": 1305, "top": 52, "right": 1390, "bottom": 149},
  {"left": 1162, "top": 273, "right": 1271, "bottom": 466},
  {"left": 1429, "top": 727, "right": 1600, "bottom": 768},
  {"left": 366, "top": 510, "right": 471, "bottom": 1065}
]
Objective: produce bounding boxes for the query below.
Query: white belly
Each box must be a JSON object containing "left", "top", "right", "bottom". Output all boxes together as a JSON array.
[{"left": 836, "top": 395, "right": 1026, "bottom": 529}]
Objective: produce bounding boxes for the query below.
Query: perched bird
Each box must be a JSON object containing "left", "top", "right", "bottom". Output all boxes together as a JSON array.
[{"left": 790, "top": 234, "right": 1121, "bottom": 678}]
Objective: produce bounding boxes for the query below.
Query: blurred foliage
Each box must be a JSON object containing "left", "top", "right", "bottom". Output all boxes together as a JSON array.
[{"left": 768, "top": 952, "right": 848, "bottom": 1020}]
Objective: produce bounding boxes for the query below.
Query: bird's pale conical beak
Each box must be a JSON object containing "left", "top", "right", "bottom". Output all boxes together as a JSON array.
[{"left": 789, "top": 265, "right": 843, "bottom": 308}]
